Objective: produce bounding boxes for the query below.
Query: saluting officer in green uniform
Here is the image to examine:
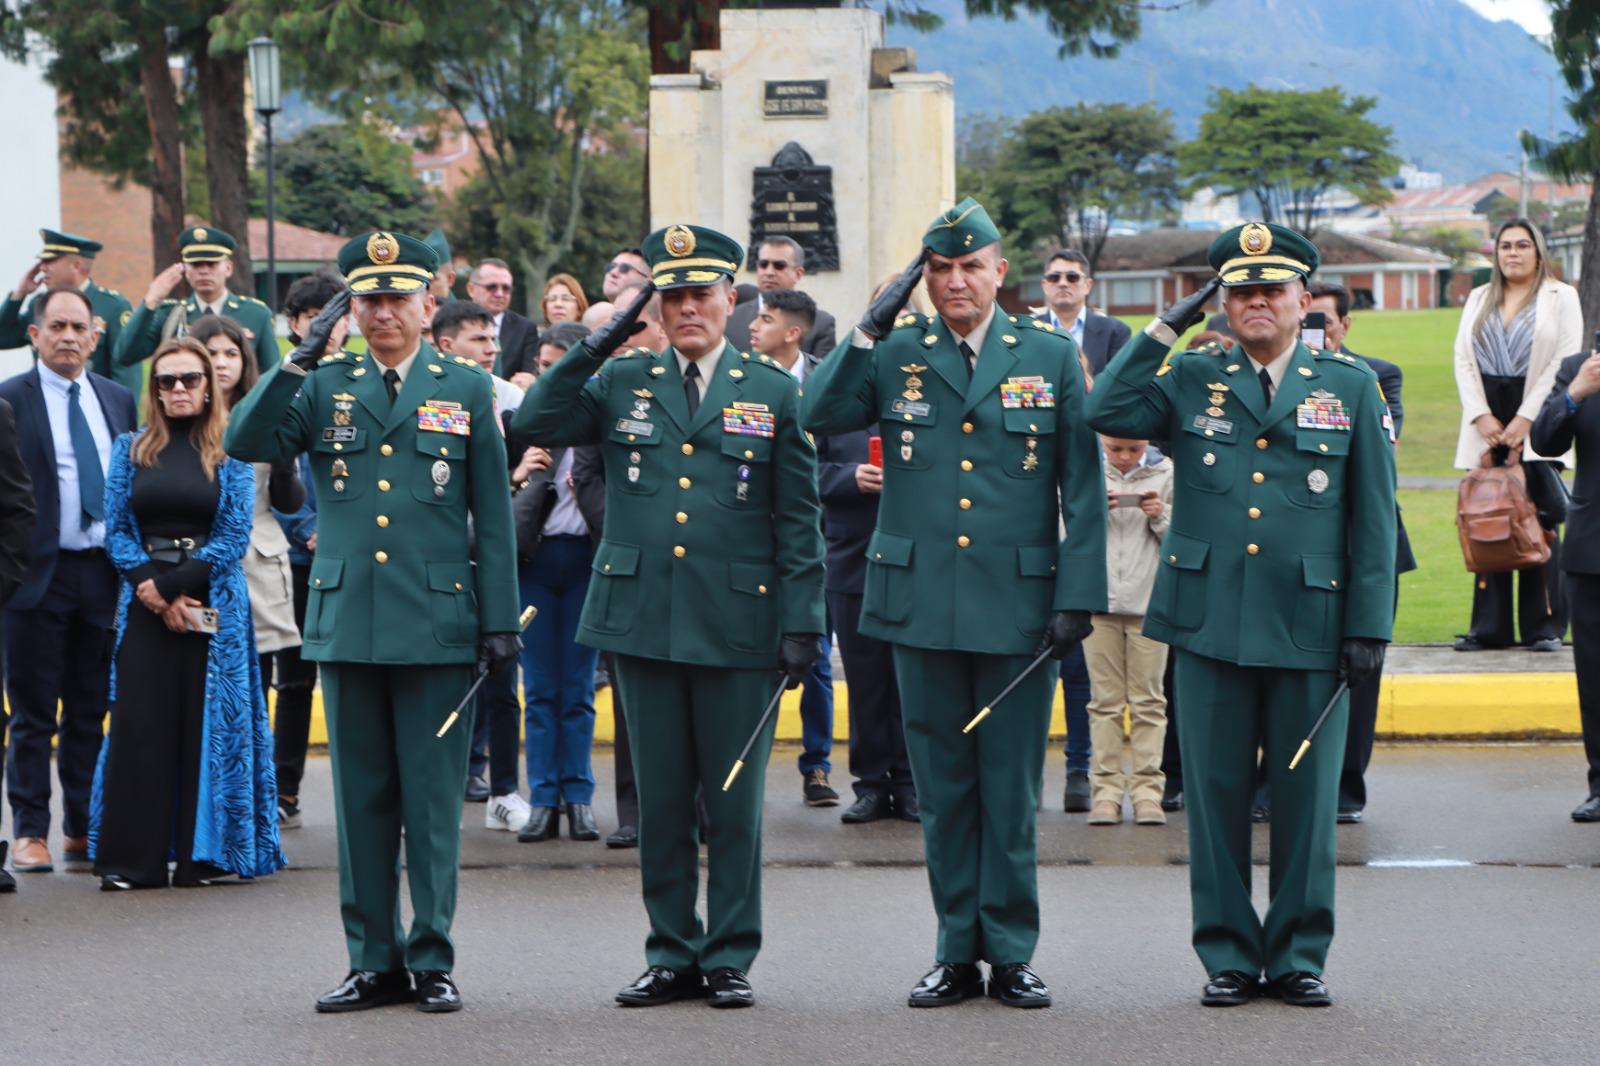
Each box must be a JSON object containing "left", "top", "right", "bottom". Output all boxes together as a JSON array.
[
  {"left": 802, "top": 199, "right": 1107, "bottom": 1010},
  {"left": 0, "top": 229, "right": 142, "bottom": 399},
  {"left": 115, "top": 225, "right": 279, "bottom": 374},
  {"left": 225, "top": 231, "right": 520, "bottom": 1015},
  {"left": 514, "top": 224, "right": 825, "bottom": 1010},
  {"left": 1085, "top": 224, "right": 1395, "bottom": 1008}
]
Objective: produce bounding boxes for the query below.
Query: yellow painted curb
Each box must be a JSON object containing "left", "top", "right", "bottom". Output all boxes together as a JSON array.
[{"left": 272, "top": 672, "right": 1582, "bottom": 746}]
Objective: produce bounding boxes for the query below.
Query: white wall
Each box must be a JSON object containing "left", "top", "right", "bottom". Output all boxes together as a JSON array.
[{"left": 0, "top": 52, "right": 60, "bottom": 377}]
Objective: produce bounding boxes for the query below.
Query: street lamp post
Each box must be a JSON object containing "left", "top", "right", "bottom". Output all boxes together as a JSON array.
[{"left": 248, "top": 37, "right": 282, "bottom": 312}]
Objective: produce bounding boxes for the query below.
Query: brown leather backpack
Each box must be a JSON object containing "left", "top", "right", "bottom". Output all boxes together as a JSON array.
[{"left": 1457, "top": 464, "right": 1551, "bottom": 573}]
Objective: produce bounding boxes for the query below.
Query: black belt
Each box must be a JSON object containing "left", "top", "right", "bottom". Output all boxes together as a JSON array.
[{"left": 144, "top": 535, "right": 208, "bottom": 564}]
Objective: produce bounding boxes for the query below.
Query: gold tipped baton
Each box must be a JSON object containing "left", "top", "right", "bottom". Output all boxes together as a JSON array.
[
  {"left": 722, "top": 676, "right": 791, "bottom": 792},
  {"left": 962, "top": 646, "right": 1056, "bottom": 733},
  {"left": 1287, "top": 679, "right": 1350, "bottom": 771},
  {"left": 436, "top": 605, "right": 538, "bottom": 738}
]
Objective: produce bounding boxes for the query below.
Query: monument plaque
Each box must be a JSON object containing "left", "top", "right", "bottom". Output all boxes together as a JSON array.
[
  {"left": 763, "top": 80, "right": 828, "bottom": 118},
  {"left": 748, "top": 142, "right": 840, "bottom": 272}
]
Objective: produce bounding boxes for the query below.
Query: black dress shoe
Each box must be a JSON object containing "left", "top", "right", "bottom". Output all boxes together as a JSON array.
[
  {"left": 1201, "top": 970, "right": 1260, "bottom": 1007},
  {"left": 705, "top": 967, "right": 754, "bottom": 1008},
  {"left": 616, "top": 966, "right": 705, "bottom": 1006},
  {"left": 841, "top": 792, "right": 889, "bottom": 824},
  {"left": 1251, "top": 804, "right": 1270, "bottom": 824},
  {"left": 907, "top": 962, "right": 984, "bottom": 1007},
  {"left": 1453, "top": 634, "right": 1505, "bottom": 652},
  {"left": 1265, "top": 971, "right": 1331, "bottom": 1006},
  {"left": 518, "top": 806, "right": 559, "bottom": 842},
  {"left": 895, "top": 792, "right": 921, "bottom": 822},
  {"left": 1336, "top": 807, "right": 1363, "bottom": 824},
  {"left": 1161, "top": 783, "right": 1184, "bottom": 812},
  {"left": 606, "top": 824, "right": 640, "bottom": 848},
  {"left": 99, "top": 875, "right": 136, "bottom": 891},
  {"left": 0, "top": 843, "right": 14, "bottom": 893},
  {"left": 1571, "top": 795, "right": 1600, "bottom": 822},
  {"left": 987, "top": 962, "right": 1051, "bottom": 1008},
  {"left": 1063, "top": 771, "right": 1092, "bottom": 813},
  {"left": 315, "top": 970, "right": 414, "bottom": 1013},
  {"left": 566, "top": 803, "right": 600, "bottom": 841},
  {"left": 413, "top": 971, "right": 462, "bottom": 1013},
  {"left": 464, "top": 775, "right": 491, "bottom": 802}
]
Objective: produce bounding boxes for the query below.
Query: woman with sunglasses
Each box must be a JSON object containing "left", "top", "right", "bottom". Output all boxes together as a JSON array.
[{"left": 90, "top": 337, "right": 285, "bottom": 889}]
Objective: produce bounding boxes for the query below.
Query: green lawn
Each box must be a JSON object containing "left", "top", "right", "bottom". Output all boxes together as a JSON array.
[{"left": 1395, "top": 487, "right": 1472, "bottom": 644}]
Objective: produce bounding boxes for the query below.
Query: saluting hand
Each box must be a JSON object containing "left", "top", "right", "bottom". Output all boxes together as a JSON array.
[
  {"left": 582, "top": 282, "right": 655, "bottom": 361},
  {"left": 857, "top": 248, "right": 928, "bottom": 340},
  {"left": 289, "top": 289, "right": 352, "bottom": 371},
  {"left": 143, "top": 263, "right": 186, "bottom": 310},
  {"left": 12, "top": 260, "right": 42, "bottom": 301},
  {"left": 1158, "top": 277, "right": 1221, "bottom": 337}
]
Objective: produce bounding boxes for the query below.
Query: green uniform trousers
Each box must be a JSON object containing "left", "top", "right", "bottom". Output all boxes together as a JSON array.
[
  {"left": 322, "top": 662, "right": 475, "bottom": 973},
  {"left": 613, "top": 655, "right": 780, "bottom": 974},
  {"left": 1173, "top": 649, "right": 1347, "bottom": 979},
  {"left": 894, "top": 647, "right": 1060, "bottom": 965}
]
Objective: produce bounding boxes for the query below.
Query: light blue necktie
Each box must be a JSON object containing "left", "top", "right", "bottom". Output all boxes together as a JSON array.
[{"left": 68, "top": 380, "right": 105, "bottom": 528}]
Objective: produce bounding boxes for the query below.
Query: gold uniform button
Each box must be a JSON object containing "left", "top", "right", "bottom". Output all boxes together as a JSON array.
[
  {"left": 440, "top": 446, "right": 449, "bottom": 457},
  {"left": 375, "top": 551, "right": 389, "bottom": 564},
  {"left": 1252, "top": 472, "right": 1265, "bottom": 484},
  {"left": 1029, "top": 423, "right": 1038, "bottom": 432},
  {"left": 676, "top": 512, "right": 688, "bottom": 524},
  {"left": 454, "top": 582, "right": 463, "bottom": 590},
  {"left": 313, "top": 578, "right": 322, "bottom": 587},
  {"left": 962, "top": 421, "right": 974, "bottom": 434},
  {"left": 1331, "top": 579, "right": 1339, "bottom": 588},
  {"left": 904, "top": 413, "right": 914, "bottom": 421},
  {"left": 757, "top": 584, "right": 768, "bottom": 595},
  {"left": 378, "top": 479, "right": 391, "bottom": 491},
  {"left": 603, "top": 564, "right": 611, "bottom": 572},
  {"left": 1319, "top": 443, "right": 1329, "bottom": 453},
  {"left": 960, "top": 459, "right": 973, "bottom": 472},
  {"left": 380, "top": 444, "right": 393, "bottom": 456},
  {"left": 1256, "top": 438, "right": 1268, "bottom": 450},
  {"left": 957, "top": 535, "right": 970, "bottom": 548},
  {"left": 681, "top": 443, "right": 694, "bottom": 456},
  {"left": 1248, "top": 507, "right": 1261, "bottom": 519},
  {"left": 744, "top": 450, "right": 754, "bottom": 459},
  {"left": 333, "top": 443, "right": 343, "bottom": 452},
  {"left": 673, "top": 545, "right": 686, "bottom": 558},
  {"left": 1246, "top": 543, "right": 1260, "bottom": 555},
  {"left": 1205, "top": 429, "right": 1215, "bottom": 437},
  {"left": 679, "top": 477, "right": 691, "bottom": 489},
  {"left": 376, "top": 515, "right": 389, "bottom": 528},
  {"left": 959, "top": 498, "right": 971, "bottom": 510},
  {"left": 1168, "top": 555, "right": 1176, "bottom": 563}
]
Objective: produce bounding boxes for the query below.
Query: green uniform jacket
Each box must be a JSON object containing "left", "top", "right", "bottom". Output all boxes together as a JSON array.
[
  {"left": 223, "top": 345, "right": 519, "bottom": 664},
  {"left": 801, "top": 308, "right": 1108, "bottom": 654},
  {"left": 512, "top": 339, "right": 826, "bottom": 669},
  {"left": 1084, "top": 328, "right": 1396, "bottom": 670},
  {"left": 116, "top": 292, "right": 280, "bottom": 373},
  {"left": 0, "top": 281, "right": 142, "bottom": 397}
]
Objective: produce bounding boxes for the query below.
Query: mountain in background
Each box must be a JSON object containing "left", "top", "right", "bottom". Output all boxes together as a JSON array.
[{"left": 887, "top": 0, "right": 1571, "bottom": 182}]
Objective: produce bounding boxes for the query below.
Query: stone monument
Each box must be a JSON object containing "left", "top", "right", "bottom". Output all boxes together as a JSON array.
[{"left": 648, "top": 4, "right": 955, "bottom": 324}]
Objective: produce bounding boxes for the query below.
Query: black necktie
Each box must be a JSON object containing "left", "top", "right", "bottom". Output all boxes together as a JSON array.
[
  {"left": 384, "top": 368, "right": 401, "bottom": 406},
  {"left": 1258, "top": 366, "right": 1273, "bottom": 405},
  {"left": 684, "top": 361, "right": 701, "bottom": 418},
  {"left": 959, "top": 341, "right": 977, "bottom": 383}
]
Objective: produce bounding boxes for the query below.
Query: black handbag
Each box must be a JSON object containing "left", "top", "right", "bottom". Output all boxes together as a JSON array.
[{"left": 1522, "top": 459, "right": 1568, "bottom": 529}]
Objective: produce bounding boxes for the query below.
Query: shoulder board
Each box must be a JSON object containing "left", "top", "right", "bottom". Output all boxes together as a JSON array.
[
  {"left": 1193, "top": 340, "right": 1225, "bottom": 356},
  {"left": 318, "top": 351, "right": 348, "bottom": 364},
  {"left": 892, "top": 313, "right": 924, "bottom": 330},
  {"left": 739, "top": 351, "right": 792, "bottom": 375},
  {"left": 242, "top": 295, "right": 268, "bottom": 308},
  {"left": 446, "top": 355, "right": 487, "bottom": 373},
  {"left": 1313, "top": 348, "right": 1360, "bottom": 365}
]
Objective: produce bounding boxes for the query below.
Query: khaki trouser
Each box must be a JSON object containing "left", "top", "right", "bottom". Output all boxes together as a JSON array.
[{"left": 1083, "top": 613, "right": 1169, "bottom": 805}]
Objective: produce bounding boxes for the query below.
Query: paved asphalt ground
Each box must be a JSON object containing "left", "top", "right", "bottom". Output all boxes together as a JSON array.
[{"left": 4, "top": 741, "right": 1598, "bottom": 1065}]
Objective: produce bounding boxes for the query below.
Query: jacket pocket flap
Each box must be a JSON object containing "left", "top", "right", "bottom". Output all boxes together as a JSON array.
[
  {"left": 592, "top": 542, "right": 641, "bottom": 577},
  {"left": 1300, "top": 554, "right": 1348, "bottom": 590},
  {"left": 1160, "top": 531, "right": 1210, "bottom": 571},
  {"left": 867, "top": 530, "right": 915, "bottom": 567},
  {"left": 1296, "top": 429, "right": 1351, "bottom": 456},
  {"left": 1002, "top": 408, "right": 1057, "bottom": 435},
  {"left": 415, "top": 434, "right": 464, "bottom": 459},
  {"left": 722, "top": 433, "right": 774, "bottom": 462},
  {"left": 1017, "top": 544, "right": 1058, "bottom": 577},
  {"left": 308, "top": 556, "right": 344, "bottom": 590},
  {"left": 729, "top": 561, "right": 777, "bottom": 596},
  {"left": 426, "top": 562, "right": 473, "bottom": 593}
]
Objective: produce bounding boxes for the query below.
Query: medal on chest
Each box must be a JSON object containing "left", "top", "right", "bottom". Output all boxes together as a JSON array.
[
  {"left": 628, "top": 450, "right": 641, "bottom": 483},
  {"left": 899, "top": 363, "right": 927, "bottom": 403},
  {"left": 900, "top": 428, "right": 915, "bottom": 463},
  {"left": 736, "top": 463, "right": 751, "bottom": 501},
  {"left": 630, "top": 387, "right": 653, "bottom": 421},
  {"left": 1023, "top": 436, "right": 1039, "bottom": 472}
]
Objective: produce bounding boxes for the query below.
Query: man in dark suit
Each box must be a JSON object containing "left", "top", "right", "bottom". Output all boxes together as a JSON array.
[
  {"left": 469, "top": 258, "right": 541, "bottom": 388},
  {"left": 725, "top": 236, "right": 838, "bottom": 358},
  {"left": 1307, "top": 281, "right": 1416, "bottom": 822},
  {"left": 0, "top": 394, "right": 36, "bottom": 891},
  {"left": 1532, "top": 342, "right": 1600, "bottom": 822},
  {"left": 1036, "top": 248, "right": 1132, "bottom": 376},
  {"left": 1, "top": 288, "right": 136, "bottom": 875}
]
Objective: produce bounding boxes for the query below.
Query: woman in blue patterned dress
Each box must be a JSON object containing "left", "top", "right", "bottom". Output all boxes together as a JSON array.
[{"left": 90, "top": 337, "right": 285, "bottom": 889}]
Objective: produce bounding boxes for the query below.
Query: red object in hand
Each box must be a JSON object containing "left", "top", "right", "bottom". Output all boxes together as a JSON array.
[{"left": 868, "top": 436, "right": 882, "bottom": 467}]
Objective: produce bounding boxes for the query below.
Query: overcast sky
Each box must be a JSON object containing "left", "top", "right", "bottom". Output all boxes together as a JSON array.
[{"left": 1459, "top": 0, "right": 1553, "bottom": 35}]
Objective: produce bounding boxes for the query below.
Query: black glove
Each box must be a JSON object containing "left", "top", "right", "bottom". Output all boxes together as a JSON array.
[
  {"left": 1038, "top": 610, "right": 1093, "bottom": 660},
  {"left": 779, "top": 633, "right": 822, "bottom": 690},
  {"left": 1339, "top": 638, "right": 1387, "bottom": 687},
  {"left": 582, "top": 282, "right": 656, "bottom": 360},
  {"left": 288, "top": 288, "right": 351, "bottom": 371},
  {"left": 478, "top": 632, "right": 522, "bottom": 677},
  {"left": 856, "top": 248, "right": 929, "bottom": 340},
  {"left": 1157, "top": 277, "right": 1221, "bottom": 336}
]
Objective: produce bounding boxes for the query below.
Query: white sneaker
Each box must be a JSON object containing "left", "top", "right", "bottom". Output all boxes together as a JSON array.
[{"left": 486, "top": 793, "right": 532, "bottom": 832}]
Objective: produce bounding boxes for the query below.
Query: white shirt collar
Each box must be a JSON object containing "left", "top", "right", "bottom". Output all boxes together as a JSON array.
[
  {"left": 950, "top": 304, "right": 998, "bottom": 360},
  {"left": 1249, "top": 339, "right": 1298, "bottom": 392},
  {"left": 37, "top": 358, "right": 87, "bottom": 392}
]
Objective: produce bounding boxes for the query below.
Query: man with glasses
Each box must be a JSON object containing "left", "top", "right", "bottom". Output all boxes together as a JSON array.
[
  {"left": 469, "top": 258, "right": 539, "bottom": 393},
  {"left": 1037, "top": 249, "right": 1130, "bottom": 376},
  {"left": 601, "top": 248, "right": 650, "bottom": 303},
  {"left": 727, "top": 237, "right": 837, "bottom": 359}
]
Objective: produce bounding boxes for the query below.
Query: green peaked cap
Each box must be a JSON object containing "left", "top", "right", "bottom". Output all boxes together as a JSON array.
[
  {"left": 422, "top": 228, "right": 451, "bottom": 266},
  {"left": 642, "top": 223, "right": 743, "bottom": 290},
  {"left": 336, "top": 231, "right": 440, "bottom": 295},
  {"left": 178, "top": 225, "right": 237, "bottom": 263},
  {"left": 39, "top": 228, "right": 103, "bottom": 260},
  {"left": 923, "top": 197, "right": 1001, "bottom": 257},
  {"left": 1207, "top": 222, "right": 1320, "bottom": 286}
]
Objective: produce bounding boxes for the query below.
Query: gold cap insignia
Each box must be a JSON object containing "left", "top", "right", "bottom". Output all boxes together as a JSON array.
[
  {"left": 367, "top": 232, "right": 399, "bottom": 265},
  {"left": 194, "top": 227, "right": 207, "bottom": 242},
  {"left": 1239, "top": 223, "right": 1272, "bottom": 256},
  {"left": 664, "top": 225, "right": 696, "bottom": 258}
]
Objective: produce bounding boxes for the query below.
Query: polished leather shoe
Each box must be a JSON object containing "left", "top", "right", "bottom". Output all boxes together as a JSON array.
[
  {"left": 413, "top": 970, "right": 463, "bottom": 1013},
  {"left": 464, "top": 774, "right": 490, "bottom": 802},
  {"left": 11, "top": 836, "right": 51, "bottom": 872},
  {"left": 907, "top": 962, "right": 984, "bottom": 1007},
  {"left": 517, "top": 806, "right": 559, "bottom": 842},
  {"left": 705, "top": 967, "right": 754, "bottom": 1008},
  {"left": 1265, "top": 971, "right": 1331, "bottom": 1006},
  {"left": 1336, "top": 807, "right": 1364, "bottom": 824},
  {"left": 61, "top": 835, "right": 90, "bottom": 865},
  {"left": 895, "top": 793, "right": 921, "bottom": 822},
  {"left": 616, "top": 966, "right": 705, "bottom": 1006},
  {"left": 315, "top": 970, "right": 414, "bottom": 1013},
  {"left": 1161, "top": 780, "right": 1184, "bottom": 812},
  {"left": 606, "top": 824, "right": 640, "bottom": 848},
  {"left": 1201, "top": 970, "right": 1260, "bottom": 1007},
  {"left": 566, "top": 803, "right": 600, "bottom": 841},
  {"left": 1251, "top": 804, "right": 1270, "bottom": 824},
  {"left": 1571, "top": 795, "right": 1600, "bottom": 823},
  {"left": 841, "top": 792, "right": 889, "bottom": 824},
  {"left": 987, "top": 962, "right": 1051, "bottom": 1008},
  {"left": 1063, "top": 771, "right": 1092, "bottom": 813}
]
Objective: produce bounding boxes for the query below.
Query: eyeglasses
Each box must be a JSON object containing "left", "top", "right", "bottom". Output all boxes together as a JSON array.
[
  {"left": 605, "top": 260, "right": 640, "bottom": 276},
  {"left": 154, "top": 371, "right": 206, "bottom": 392},
  {"left": 546, "top": 292, "right": 579, "bottom": 304},
  {"left": 1043, "top": 271, "right": 1086, "bottom": 284},
  {"left": 477, "top": 282, "right": 512, "bottom": 293},
  {"left": 1498, "top": 240, "right": 1535, "bottom": 252},
  {"left": 756, "top": 259, "right": 791, "bottom": 271}
]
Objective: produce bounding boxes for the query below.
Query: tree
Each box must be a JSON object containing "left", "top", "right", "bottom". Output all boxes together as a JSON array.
[
  {"left": 1178, "top": 86, "right": 1400, "bottom": 236},
  {"left": 221, "top": 0, "right": 649, "bottom": 317},
  {"left": 1523, "top": 1, "right": 1600, "bottom": 333},
  {"left": 249, "top": 122, "right": 435, "bottom": 237},
  {"left": 985, "top": 102, "right": 1178, "bottom": 271}
]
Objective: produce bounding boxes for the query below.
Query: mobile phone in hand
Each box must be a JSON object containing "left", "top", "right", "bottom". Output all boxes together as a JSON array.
[
  {"left": 867, "top": 436, "right": 882, "bottom": 467},
  {"left": 1300, "top": 311, "right": 1327, "bottom": 350},
  {"left": 185, "top": 605, "right": 220, "bottom": 634},
  {"left": 1112, "top": 493, "right": 1144, "bottom": 508}
]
